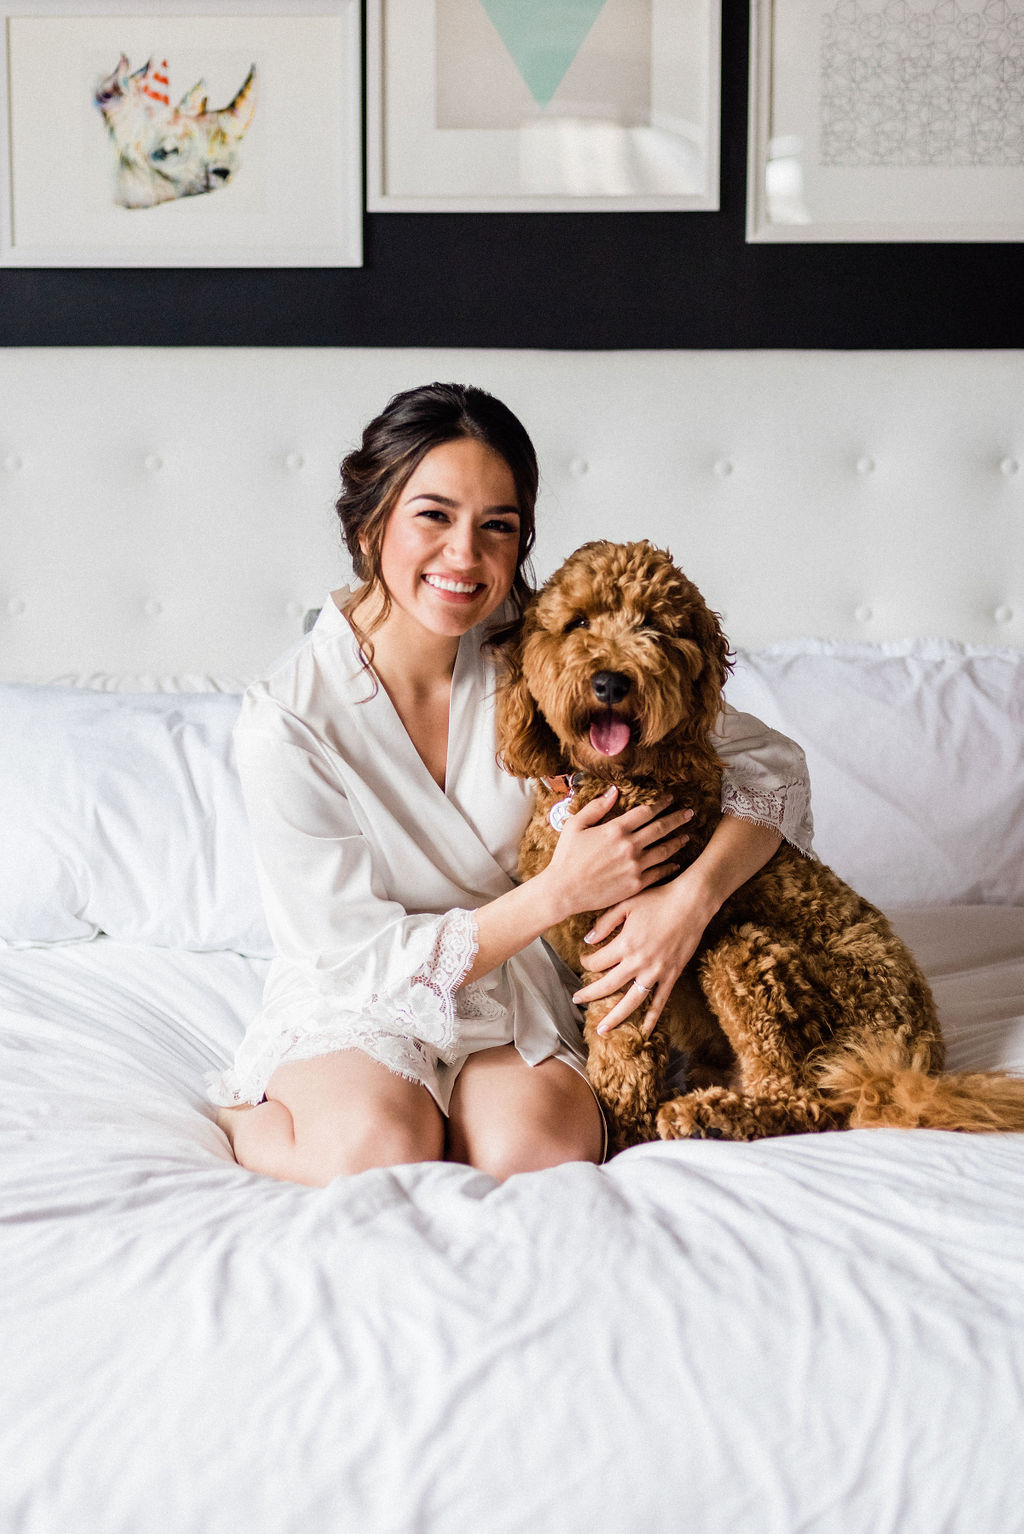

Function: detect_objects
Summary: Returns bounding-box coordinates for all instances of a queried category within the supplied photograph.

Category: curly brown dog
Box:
[496,539,1024,1152]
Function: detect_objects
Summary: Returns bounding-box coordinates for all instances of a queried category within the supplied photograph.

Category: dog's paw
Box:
[657,1088,742,1142]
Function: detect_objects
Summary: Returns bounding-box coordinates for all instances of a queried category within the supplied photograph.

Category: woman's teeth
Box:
[424,575,480,594]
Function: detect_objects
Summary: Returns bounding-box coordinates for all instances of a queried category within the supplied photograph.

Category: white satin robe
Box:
[206,598,813,1112]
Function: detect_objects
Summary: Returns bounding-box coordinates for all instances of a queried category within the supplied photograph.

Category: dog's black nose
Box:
[592,670,631,705]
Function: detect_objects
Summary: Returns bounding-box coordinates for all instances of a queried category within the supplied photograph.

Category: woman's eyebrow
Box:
[408,492,520,516]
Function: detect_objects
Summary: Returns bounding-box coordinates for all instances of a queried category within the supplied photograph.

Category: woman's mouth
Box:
[423,573,484,602]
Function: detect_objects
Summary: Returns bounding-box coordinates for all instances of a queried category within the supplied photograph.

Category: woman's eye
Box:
[564,615,589,633]
[417,508,449,522]
[484,519,517,535]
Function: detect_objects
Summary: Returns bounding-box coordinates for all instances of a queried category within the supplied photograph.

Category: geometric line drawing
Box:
[821,0,1024,167]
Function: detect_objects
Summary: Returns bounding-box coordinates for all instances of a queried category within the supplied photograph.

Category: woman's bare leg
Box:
[447,1045,605,1180]
[218,1049,444,1186]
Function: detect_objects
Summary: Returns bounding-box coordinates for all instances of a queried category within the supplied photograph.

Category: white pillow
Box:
[725,640,1024,910]
[0,685,272,955]
[45,672,248,693]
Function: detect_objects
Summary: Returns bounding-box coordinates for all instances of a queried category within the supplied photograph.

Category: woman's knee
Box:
[230,1092,443,1185]
[294,1102,443,1183]
[449,1054,605,1179]
[466,1112,603,1181]
[320,1106,444,1179]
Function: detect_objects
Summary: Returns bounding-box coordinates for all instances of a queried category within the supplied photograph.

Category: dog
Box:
[496,539,1024,1152]
[94,55,257,209]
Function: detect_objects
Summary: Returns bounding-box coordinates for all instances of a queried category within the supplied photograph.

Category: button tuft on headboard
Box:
[999,457,1019,477]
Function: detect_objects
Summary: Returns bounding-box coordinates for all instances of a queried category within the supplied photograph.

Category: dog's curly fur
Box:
[496,540,1024,1152]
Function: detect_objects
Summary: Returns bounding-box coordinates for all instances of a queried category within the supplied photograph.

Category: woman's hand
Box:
[571,815,784,1036]
[540,787,694,925]
[571,869,718,1036]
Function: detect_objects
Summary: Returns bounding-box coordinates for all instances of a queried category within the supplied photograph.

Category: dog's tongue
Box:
[589,713,631,757]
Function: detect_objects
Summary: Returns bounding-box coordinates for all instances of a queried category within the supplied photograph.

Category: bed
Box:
[2,349,1022,1534]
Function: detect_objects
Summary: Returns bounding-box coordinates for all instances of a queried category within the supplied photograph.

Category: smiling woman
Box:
[208,381,813,1186]
[354,435,522,647]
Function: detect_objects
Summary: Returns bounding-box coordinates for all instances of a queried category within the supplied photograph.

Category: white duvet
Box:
[2,910,1023,1534]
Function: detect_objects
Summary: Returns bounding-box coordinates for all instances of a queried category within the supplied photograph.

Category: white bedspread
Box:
[2,911,1023,1534]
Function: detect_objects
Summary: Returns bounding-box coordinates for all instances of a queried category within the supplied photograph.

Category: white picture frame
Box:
[0,0,362,267]
[368,0,721,212]
[747,0,1024,243]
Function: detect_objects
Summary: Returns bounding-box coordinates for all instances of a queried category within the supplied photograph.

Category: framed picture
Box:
[367,0,721,212]
[0,0,362,267]
[747,0,1024,242]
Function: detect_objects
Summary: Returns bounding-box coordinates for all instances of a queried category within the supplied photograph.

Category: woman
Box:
[208,383,813,1185]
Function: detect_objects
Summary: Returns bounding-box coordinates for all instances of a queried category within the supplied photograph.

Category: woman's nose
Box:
[445,520,480,566]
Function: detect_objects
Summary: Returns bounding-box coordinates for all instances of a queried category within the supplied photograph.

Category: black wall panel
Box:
[1,6,1020,350]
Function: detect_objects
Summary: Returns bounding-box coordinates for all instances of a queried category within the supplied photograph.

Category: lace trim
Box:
[385,907,490,1064]
[205,909,495,1106]
[721,779,814,857]
[277,1026,434,1086]
[205,1024,435,1106]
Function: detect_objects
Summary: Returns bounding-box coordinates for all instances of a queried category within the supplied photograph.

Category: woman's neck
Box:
[336,585,461,696]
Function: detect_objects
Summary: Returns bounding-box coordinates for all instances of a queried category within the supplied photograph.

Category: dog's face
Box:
[497,540,731,781]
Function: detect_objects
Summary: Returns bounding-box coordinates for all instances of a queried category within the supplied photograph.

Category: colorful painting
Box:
[1,5,362,267]
[94,55,257,208]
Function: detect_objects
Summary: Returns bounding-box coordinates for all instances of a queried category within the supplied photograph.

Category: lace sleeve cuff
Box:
[393,907,505,1062]
[721,779,815,857]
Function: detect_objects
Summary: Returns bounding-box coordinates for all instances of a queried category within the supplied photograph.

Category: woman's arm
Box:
[715,704,814,855]
[569,811,783,1034]
[462,786,694,984]
[236,713,691,1050]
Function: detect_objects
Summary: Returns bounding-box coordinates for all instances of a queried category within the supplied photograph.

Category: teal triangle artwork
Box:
[478,0,611,108]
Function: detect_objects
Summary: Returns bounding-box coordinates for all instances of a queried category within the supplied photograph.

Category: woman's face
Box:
[373,437,522,642]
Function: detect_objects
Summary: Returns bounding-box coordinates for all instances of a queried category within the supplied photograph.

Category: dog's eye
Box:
[564,615,589,633]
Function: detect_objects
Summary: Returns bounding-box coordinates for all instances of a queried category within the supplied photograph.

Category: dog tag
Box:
[548,795,574,832]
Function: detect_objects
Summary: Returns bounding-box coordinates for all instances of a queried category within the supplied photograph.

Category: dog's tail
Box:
[818,1028,1024,1133]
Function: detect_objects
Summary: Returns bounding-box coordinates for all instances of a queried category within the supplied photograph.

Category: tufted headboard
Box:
[1,348,1021,683]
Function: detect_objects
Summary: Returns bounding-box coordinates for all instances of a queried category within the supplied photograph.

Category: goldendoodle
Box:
[496,539,1024,1151]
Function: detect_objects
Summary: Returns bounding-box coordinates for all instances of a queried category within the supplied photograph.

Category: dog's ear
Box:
[691,601,733,702]
[495,658,565,780]
[690,602,732,739]
[667,598,734,760]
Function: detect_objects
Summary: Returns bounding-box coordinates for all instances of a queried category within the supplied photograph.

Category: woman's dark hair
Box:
[335,382,537,654]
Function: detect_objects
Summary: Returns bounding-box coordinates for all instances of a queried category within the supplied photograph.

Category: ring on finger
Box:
[632,979,654,994]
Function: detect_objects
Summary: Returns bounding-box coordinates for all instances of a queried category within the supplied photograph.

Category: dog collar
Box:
[540,771,583,832]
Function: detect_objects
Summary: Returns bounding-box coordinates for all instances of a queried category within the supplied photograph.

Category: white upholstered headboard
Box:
[1,348,1021,682]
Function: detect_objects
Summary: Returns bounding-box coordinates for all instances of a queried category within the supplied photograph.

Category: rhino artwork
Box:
[94,55,257,209]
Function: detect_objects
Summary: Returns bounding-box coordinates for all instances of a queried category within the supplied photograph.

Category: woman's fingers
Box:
[569,783,619,825]
[595,978,661,1035]
[634,805,694,848]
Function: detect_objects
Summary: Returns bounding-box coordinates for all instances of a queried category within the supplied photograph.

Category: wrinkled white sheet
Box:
[2,911,1023,1534]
